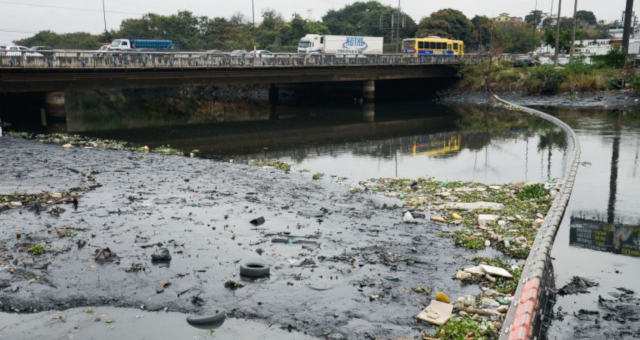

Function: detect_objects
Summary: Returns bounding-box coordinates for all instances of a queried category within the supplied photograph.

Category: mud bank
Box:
[0,306,315,339]
[0,136,492,339]
[438,90,640,109]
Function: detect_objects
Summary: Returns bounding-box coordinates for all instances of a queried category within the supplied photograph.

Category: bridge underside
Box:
[0,64,458,93]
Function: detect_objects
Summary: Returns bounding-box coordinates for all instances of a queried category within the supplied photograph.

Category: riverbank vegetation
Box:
[458,50,640,95]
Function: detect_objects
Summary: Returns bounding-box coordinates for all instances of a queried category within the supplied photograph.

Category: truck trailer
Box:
[297,34,383,55]
[108,39,176,51]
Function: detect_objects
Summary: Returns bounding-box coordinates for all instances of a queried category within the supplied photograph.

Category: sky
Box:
[0,0,637,43]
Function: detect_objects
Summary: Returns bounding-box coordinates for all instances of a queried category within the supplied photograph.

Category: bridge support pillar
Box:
[362,103,375,122]
[44,91,67,121]
[269,84,279,120]
[363,80,375,104]
[43,91,67,132]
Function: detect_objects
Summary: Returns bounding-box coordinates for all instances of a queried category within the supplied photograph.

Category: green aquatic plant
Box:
[28,244,46,256]
[437,316,497,340]
[250,160,292,172]
[517,184,550,200]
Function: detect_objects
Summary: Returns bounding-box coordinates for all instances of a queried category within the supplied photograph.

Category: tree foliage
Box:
[15,1,605,55]
[417,9,472,42]
[15,30,101,49]
[322,1,416,40]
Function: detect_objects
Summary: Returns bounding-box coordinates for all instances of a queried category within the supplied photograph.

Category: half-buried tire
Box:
[186,309,226,329]
[240,261,270,278]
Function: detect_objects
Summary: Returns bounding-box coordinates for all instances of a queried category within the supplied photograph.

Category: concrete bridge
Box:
[0,51,464,92]
[0,51,467,126]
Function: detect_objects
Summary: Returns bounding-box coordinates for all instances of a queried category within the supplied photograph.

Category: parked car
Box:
[230,49,248,57]
[248,50,274,58]
[206,49,227,55]
[3,45,42,57]
[30,46,53,51]
[514,55,536,67]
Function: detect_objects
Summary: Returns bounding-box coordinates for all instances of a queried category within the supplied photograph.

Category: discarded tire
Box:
[240,261,270,278]
[186,309,226,329]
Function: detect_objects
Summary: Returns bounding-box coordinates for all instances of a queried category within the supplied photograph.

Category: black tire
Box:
[240,261,270,278]
[186,309,226,329]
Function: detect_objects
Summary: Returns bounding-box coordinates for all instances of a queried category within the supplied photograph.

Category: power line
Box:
[0,1,143,16]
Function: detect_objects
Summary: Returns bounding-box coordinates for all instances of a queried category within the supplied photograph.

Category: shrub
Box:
[592,48,626,69]
[528,65,567,94]
[517,183,550,200]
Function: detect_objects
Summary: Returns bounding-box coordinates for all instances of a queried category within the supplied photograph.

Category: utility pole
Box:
[397,0,401,53]
[390,13,394,54]
[570,0,578,60]
[622,0,635,55]
[102,0,107,32]
[533,0,538,33]
[252,0,256,54]
[554,0,562,66]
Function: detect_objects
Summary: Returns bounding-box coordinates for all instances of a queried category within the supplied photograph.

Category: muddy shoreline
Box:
[0,136,496,339]
[438,90,640,109]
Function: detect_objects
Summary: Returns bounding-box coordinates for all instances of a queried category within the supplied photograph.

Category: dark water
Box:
[546,108,640,340]
[83,102,568,185]
[5,94,640,338]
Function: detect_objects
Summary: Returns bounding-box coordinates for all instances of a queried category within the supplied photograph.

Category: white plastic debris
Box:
[480,264,513,278]
[403,211,415,223]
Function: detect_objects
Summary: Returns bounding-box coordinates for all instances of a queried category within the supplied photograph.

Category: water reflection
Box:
[79,102,567,183]
[570,214,640,257]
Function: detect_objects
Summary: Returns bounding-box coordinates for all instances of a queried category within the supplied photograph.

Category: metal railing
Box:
[0,50,486,69]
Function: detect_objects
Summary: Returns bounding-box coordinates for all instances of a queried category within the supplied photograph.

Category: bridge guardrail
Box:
[0,51,502,69]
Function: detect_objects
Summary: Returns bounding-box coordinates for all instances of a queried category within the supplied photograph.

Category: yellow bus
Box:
[402,37,464,57]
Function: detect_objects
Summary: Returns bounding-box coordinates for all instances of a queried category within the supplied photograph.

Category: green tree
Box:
[417,9,472,42]
[524,10,543,28]
[494,22,539,53]
[470,15,493,51]
[543,29,575,53]
[322,1,417,40]
[576,10,597,26]
[15,31,101,49]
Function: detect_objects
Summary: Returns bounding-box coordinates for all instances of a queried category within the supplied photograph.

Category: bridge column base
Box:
[44,91,67,121]
[269,84,279,120]
[362,103,375,122]
[363,80,375,104]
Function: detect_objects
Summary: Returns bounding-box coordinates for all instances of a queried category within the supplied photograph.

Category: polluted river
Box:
[0,89,639,339]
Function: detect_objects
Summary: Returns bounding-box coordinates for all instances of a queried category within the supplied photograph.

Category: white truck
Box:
[297,34,384,55]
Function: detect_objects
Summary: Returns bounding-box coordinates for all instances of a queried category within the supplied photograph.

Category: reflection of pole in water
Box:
[484,145,488,182]
[362,103,375,122]
[633,140,639,178]
[547,144,552,181]
[607,113,622,224]
[525,138,529,182]
[395,150,398,178]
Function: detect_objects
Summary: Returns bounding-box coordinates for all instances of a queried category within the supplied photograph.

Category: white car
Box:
[3,45,43,57]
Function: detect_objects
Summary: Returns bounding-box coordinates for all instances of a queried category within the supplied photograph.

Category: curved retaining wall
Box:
[493,95,581,340]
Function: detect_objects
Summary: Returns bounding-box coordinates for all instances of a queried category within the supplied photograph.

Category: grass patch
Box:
[250,160,292,172]
[517,183,550,200]
[28,244,46,256]
[312,173,324,180]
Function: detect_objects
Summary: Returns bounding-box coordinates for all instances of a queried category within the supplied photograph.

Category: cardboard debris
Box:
[416,300,454,325]
[480,264,513,278]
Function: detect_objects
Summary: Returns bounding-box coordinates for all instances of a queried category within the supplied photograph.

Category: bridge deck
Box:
[0,52,466,92]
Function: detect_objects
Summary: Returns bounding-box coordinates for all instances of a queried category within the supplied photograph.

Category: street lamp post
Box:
[102,0,107,32]
[622,0,635,55]
[252,0,256,54]
[554,0,562,66]
[570,0,578,60]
